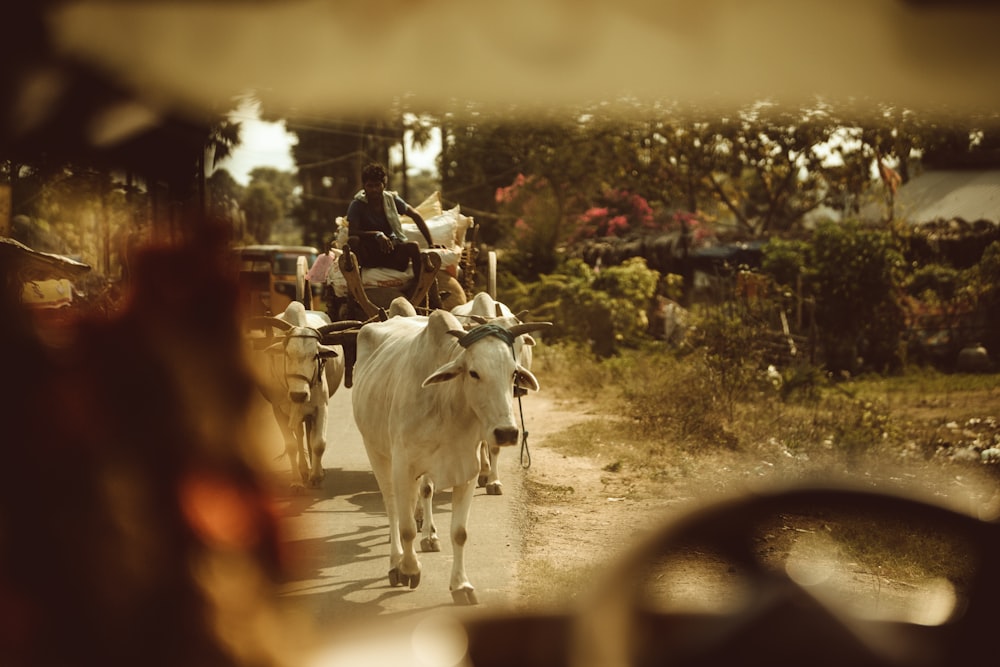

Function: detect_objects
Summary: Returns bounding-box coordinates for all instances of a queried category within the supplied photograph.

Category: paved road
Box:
[250,385,527,632]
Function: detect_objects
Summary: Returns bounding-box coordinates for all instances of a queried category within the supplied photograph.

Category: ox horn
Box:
[321,329,361,346]
[317,321,365,346]
[317,320,365,335]
[507,321,553,337]
[246,316,295,350]
[514,310,529,321]
[246,316,294,332]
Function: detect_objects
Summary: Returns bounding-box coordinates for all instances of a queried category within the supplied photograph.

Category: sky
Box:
[213,97,297,186]
[213,97,439,186]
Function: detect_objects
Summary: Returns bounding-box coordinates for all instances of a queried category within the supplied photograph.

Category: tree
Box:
[286,113,400,248]
[206,169,245,240]
[248,167,297,210]
[815,221,907,373]
[241,182,282,243]
[441,105,617,272]
[207,118,242,169]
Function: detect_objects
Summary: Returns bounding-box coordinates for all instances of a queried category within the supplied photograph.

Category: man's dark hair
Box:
[361,162,387,184]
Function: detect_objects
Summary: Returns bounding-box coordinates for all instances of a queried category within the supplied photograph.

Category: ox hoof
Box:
[485,482,503,496]
[477,474,488,488]
[451,587,478,606]
[420,537,441,552]
[388,567,421,589]
[289,483,307,495]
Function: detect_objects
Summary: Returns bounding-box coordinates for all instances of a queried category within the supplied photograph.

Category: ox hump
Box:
[427,309,464,337]
[279,300,309,327]
[468,291,496,313]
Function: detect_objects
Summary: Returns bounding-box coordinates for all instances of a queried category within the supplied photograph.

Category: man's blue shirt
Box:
[346,194,408,242]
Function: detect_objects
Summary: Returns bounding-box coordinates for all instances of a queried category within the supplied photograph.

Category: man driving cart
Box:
[338,161,441,385]
[346,162,436,287]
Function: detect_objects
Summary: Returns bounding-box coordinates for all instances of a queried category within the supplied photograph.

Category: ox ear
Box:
[522,334,536,347]
[318,344,340,358]
[422,359,464,387]
[514,365,539,392]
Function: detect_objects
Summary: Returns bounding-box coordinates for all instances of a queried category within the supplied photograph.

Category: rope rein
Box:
[518,390,531,469]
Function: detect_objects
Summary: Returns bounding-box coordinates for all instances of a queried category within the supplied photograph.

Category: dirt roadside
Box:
[512,390,1000,616]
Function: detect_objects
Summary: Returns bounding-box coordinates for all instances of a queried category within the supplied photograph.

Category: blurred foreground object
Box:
[0,225,299,667]
[568,483,1000,667]
[1,0,999,151]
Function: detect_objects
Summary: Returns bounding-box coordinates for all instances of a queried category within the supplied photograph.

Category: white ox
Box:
[248,301,345,491]
[451,292,538,495]
[352,308,548,604]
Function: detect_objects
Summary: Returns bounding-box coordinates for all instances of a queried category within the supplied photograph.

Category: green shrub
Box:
[512,257,660,357]
[761,237,811,289]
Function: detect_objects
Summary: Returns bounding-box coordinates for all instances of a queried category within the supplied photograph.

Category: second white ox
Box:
[248,301,344,491]
[352,309,547,604]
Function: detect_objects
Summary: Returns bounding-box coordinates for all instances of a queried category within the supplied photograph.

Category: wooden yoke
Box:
[408,251,442,308]
[338,244,381,319]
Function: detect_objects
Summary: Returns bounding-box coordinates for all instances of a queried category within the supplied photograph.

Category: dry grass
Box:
[523,342,1000,603]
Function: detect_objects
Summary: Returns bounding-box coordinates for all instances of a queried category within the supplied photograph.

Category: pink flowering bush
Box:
[495,173,563,275]
[495,173,549,247]
[571,189,656,241]
[667,210,716,245]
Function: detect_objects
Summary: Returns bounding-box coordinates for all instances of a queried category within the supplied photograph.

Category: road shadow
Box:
[280,522,386,581]
[277,520,463,620]
[272,467,380,517]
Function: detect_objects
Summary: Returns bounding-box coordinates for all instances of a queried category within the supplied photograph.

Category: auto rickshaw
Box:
[233,244,322,317]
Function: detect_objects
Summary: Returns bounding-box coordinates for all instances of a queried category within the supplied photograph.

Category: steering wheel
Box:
[568,483,1000,667]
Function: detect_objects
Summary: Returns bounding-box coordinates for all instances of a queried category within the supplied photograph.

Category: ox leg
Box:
[476,442,503,495]
[449,478,478,605]
[292,422,309,486]
[306,409,327,488]
[418,476,440,552]
[485,444,503,496]
[273,406,307,492]
[477,441,490,487]
[387,463,422,589]
[367,450,409,586]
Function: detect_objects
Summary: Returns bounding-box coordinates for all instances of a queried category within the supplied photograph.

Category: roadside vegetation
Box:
[534,341,1000,487]
[505,226,1000,609]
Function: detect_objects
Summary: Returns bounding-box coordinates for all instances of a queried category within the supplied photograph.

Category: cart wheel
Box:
[295,255,311,308]
[487,250,497,299]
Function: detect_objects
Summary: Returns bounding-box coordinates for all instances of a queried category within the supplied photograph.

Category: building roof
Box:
[893,169,1000,225]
